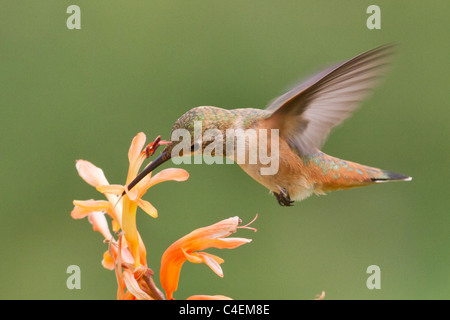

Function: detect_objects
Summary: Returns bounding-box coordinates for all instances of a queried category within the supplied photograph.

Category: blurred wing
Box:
[264,44,394,155]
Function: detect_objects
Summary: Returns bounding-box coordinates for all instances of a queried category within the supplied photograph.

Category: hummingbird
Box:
[126,44,411,206]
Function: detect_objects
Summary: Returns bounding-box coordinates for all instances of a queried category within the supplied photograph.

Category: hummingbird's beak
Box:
[125,150,171,193]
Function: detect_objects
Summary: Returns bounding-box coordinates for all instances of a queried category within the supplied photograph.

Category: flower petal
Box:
[195,252,224,277]
[213,237,253,249]
[137,199,158,218]
[112,219,121,232]
[122,197,147,267]
[71,200,111,219]
[314,291,326,300]
[102,250,115,270]
[179,216,243,252]
[136,168,189,198]
[71,205,92,220]
[181,248,203,263]
[127,133,147,184]
[76,160,109,188]
[122,197,139,255]
[97,184,125,195]
[128,132,146,165]
[187,295,233,300]
[147,168,189,188]
[88,211,113,240]
[73,199,111,210]
[123,270,152,300]
[125,186,139,202]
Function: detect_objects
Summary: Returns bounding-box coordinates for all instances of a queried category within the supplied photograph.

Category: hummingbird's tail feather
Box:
[370,169,412,183]
[313,154,411,192]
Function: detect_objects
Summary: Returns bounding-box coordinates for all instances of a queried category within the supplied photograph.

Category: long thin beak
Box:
[125,151,171,193]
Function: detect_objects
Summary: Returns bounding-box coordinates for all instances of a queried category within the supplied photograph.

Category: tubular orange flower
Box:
[72,132,189,299]
[314,291,326,300]
[94,133,188,267]
[160,216,256,300]
[187,295,233,300]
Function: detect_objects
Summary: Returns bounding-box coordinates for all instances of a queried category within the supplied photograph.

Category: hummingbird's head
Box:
[125,106,231,192]
[164,106,233,157]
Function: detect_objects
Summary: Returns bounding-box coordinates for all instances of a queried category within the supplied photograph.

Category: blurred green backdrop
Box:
[0,1,449,300]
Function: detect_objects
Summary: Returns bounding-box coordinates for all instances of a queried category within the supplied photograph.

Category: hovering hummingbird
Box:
[127,44,411,206]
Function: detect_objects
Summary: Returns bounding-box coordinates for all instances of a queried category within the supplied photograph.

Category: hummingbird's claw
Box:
[274,189,294,207]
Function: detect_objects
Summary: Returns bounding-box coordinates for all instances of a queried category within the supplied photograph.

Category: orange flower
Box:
[72,132,189,299]
[187,295,233,300]
[95,133,188,267]
[314,291,326,300]
[160,216,256,300]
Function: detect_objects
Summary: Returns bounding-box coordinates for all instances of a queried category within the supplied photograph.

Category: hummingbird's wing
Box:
[264,44,394,155]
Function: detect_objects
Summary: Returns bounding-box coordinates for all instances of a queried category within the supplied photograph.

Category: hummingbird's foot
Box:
[274,189,294,207]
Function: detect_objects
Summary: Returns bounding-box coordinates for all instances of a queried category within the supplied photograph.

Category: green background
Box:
[0,1,449,300]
